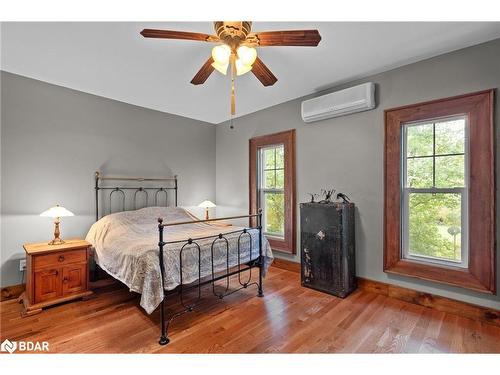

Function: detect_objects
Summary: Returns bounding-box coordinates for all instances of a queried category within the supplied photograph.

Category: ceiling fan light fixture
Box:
[140,22,320,117]
[235,59,253,76]
[212,44,231,65]
[236,46,257,66]
[211,61,229,75]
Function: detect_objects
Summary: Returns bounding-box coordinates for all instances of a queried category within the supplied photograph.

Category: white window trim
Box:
[400,115,469,269]
[258,144,285,239]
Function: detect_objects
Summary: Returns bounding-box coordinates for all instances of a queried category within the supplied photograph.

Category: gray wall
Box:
[215,38,500,309]
[1,71,216,287]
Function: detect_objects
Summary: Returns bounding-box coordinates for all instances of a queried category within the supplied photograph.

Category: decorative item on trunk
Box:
[308,193,320,203]
[336,192,351,203]
[306,190,352,204]
[319,189,335,203]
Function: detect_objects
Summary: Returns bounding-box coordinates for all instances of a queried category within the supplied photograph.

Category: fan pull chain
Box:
[230,54,236,116]
[231,78,235,116]
[230,53,236,129]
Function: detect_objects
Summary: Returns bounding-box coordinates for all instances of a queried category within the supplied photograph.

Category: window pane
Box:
[264,148,275,169]
[264,170,275,188]
[406,157,433,188]
[408,193,462,262]
[407,123,433,157]
[276,169,284,189]
[264,192,284,236]
[435,119,465,155]
[435,155,465,188]
[275,145,284,168]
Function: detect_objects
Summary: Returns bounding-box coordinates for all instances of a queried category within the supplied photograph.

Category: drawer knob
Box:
[63,278,68,284]
[58,255,65,262]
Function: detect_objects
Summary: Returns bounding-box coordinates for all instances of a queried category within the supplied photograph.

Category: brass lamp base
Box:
[48,238,66,245]
[48,218,65,245]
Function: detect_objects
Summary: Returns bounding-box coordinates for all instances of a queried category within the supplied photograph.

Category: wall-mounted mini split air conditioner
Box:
[301,82,376,123]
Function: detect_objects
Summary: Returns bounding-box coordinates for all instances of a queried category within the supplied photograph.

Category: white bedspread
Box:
[85,207,273,313]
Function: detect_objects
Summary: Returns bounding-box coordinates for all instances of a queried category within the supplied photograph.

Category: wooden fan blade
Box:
[246,30,321,47]
[190,57,215,85]
[140,29,219,42]
[251,57,278,87]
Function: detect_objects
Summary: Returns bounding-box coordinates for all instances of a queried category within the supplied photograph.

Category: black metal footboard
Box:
[157,209,264,346]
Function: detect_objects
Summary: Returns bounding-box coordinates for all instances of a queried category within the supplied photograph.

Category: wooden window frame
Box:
[250,129,296,254]
[384,90,495,294]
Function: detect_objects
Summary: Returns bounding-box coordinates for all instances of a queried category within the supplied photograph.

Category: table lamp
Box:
[198,200,216,220]
[40,205,74,245]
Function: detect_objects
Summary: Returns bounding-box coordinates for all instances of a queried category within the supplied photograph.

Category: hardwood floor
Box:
[1,267,499,353]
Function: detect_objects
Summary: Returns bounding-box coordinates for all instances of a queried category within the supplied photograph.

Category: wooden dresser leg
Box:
[21,308,42,317]
[81,291,94,301]
[19,292,42,317]
[17,291,26,304]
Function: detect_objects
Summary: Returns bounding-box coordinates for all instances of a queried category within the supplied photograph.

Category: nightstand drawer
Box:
[33,249,87,270]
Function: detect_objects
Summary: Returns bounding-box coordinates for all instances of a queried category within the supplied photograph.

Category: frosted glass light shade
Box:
[198,200,216,208]
[236,46,257,66]
[235,59,253,76]
[211,61,229,75]
[40,205,74,218]
[211,44,231,64]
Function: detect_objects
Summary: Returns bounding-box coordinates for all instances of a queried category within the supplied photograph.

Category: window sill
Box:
[268,237,294,254]
[265,234,285,241]
[384,259,494,294]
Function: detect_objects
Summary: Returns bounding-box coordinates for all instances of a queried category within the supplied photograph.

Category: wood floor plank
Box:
[1,267,499,353]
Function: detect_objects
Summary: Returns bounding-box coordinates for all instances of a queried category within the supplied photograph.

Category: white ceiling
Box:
[2,22,500,124]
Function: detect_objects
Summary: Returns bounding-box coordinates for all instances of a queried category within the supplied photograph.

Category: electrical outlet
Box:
[19,259,26,271]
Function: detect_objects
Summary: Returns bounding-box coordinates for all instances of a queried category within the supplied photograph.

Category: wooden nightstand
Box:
[19,239,93,316]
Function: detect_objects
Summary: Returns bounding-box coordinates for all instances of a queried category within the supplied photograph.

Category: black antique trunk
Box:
[300,202,356,298]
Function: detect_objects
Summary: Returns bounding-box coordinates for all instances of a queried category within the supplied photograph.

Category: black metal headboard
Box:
[94,171,178,220]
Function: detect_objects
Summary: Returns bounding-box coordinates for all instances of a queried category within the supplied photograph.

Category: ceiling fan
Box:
[140,22,322,117]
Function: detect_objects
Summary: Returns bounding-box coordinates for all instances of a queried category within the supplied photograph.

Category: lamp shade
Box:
[236,46,257,66]
[212,45,231,64]
[211,61,229,75]
[235,59,253,76]
[198,200,216,208]
[40,205,74,218]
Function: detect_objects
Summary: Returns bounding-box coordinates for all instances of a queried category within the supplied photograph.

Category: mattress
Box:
[85,206,273,313]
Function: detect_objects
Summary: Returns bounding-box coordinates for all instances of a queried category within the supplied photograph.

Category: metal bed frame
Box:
[94,172,264,346]
[95,171,178,220]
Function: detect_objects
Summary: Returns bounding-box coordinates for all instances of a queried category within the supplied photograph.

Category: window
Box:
[402,117,468,268]
[384,90,495,293]
[250,130,296,254]
[259,145,285,238]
